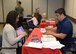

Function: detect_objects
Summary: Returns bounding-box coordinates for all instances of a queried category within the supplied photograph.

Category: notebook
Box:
[16,26,25,36]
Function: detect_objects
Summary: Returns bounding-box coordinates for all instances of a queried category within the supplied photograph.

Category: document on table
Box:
[40,28,46,33]
[41,35,64,49]
[25,42,43,48]
[41,35,56,42]
[25,41,64,49]
[42,41,65,49]
[25,34,64,49]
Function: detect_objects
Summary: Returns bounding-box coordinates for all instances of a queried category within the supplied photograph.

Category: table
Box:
[22,28,62,54]
[39,20,56,28]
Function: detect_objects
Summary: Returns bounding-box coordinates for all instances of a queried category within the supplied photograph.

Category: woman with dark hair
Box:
[2,10,26,54]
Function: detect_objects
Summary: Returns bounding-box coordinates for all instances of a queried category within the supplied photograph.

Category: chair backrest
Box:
[0,35,2,51]
[62,37,76,53]
[27,15,32,17]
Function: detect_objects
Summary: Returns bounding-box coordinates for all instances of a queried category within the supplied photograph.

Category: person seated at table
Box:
[27,13,38,28]
[35,8,42,25]
[44,8,73,54]
[40,13,56,28]
[39,13,49,28]
[41,13,47,23]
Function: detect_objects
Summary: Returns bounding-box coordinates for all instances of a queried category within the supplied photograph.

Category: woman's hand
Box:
[22,32,27,36]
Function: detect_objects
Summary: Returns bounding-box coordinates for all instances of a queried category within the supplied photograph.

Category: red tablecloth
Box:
[22,28,62,54]
[39,20,56,28]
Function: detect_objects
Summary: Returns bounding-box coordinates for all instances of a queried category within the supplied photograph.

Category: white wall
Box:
[65,0,76,19]
[65,0,76,36]
[65,0,74,17]
[3,0,31,22]
[73,0,76,18]
[0,0,3,22]
[33,0,47,14]
[18,0,31,17]
[3,0,17,22]
[0,0,64,22]
[33,0,63,19]
[48,0,63,19]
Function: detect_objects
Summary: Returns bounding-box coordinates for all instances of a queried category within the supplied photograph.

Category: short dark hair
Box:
[36,8,39,10]
[18,1,21,4]
[6,10,18,29]
[55,8,66,15]
[34,13,39,18]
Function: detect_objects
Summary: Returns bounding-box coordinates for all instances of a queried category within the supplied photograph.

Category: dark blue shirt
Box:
[57,17,73,48]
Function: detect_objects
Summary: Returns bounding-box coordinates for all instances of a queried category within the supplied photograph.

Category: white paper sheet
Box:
[25,35,64,49]
[40,28,46,33]
[41,35,56,42]
[25,42,43,48]
[42,41,65,49]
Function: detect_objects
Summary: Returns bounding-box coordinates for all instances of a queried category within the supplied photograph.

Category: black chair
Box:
[26,15,36,33]
[23,15,32,29]
[62,38,76,54]
[0,35,2,51]
[27,14,32,17]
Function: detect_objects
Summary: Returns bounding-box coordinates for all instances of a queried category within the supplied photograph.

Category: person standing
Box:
[1,10,26,54]
[15,1,24,27]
